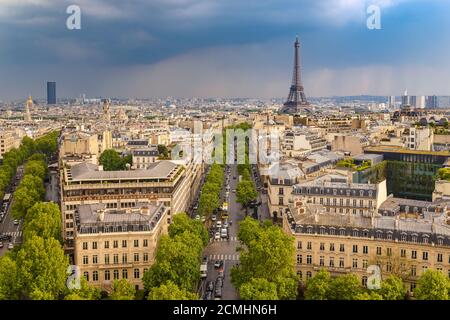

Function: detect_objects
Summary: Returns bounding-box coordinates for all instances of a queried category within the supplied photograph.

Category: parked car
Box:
[215,277,223,288]
[0,242,3,248]
[7,243,13,250]
[220,228,228,238]
[195,215,200,220]
[214,232,220,240]
[211,214,217,221]
[13,219,19,225]
[223,220,229,228]
[216,221,222,229]
[214,287,222,299]
[204,291,213,300]
[218,270,225,279]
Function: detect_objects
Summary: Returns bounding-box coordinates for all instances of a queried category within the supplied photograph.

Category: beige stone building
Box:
[0,130,15,159]
[74,203,169,290]
[284,196,450,294]
[60,160,194,252]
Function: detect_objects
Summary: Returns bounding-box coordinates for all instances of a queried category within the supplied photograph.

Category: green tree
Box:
[236,180,257,207]
[99,149,125,171]
[354,291,383,300]
[232,218,298,300]
[64,277,101,300]
[240,278,279,300]
[305,269,332,300]
[0,255,20,300]
[157,145,169,159]
[23,202,62,242]
[198,191,219,217]
[380,275,406,300]
[147,281,198,300]
[414,270,450,300]
[16,235,69,300]
[169,213,209,246]
[24,160,47,180]
[237,217,262,245]
[11,184,44,219]
[110,279,136,300]
[328,274,363,300]
[143,232,203,292]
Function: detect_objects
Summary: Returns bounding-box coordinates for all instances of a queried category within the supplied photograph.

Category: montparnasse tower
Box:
[25,95,33,121]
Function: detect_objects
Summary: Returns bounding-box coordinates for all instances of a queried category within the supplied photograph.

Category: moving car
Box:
[211,214,217,221]
[214,232,220,240]
[223,220,229,228]
[220,228,228,238]
[7,243,13,250]
[215,277,223,288]
[214,287,222,299]
[216,221,222,229]
[13,219,19,225]
[214,260,224,269]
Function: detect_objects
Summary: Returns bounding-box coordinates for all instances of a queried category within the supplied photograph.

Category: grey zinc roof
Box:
[68,160,179,181]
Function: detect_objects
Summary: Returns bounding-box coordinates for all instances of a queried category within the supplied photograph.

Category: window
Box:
[401,234,407,242]
[122,240,127,248]
[423,237,429,244]
[297,241,302,249]
[307,255,312,265]
[423,252,428,261]
[387,233,393,240]
[143,252,149,262]
[307,242,312,250]
[105,270,110,281]
[362,276,368,287]
[134,240,139,248]
[134,253,139,262]
[363,246,368,254]
[306,271,312,279]
[320,256,324,266]
[134,269,140,279]
[105,254,110,265]
[113,240,118,248]
[352,259,358,269]
[122,269,128,279]
[104,241,109,249]
[422,266,428,273]
[329,257,335,267]
[113,254,119,264]
[298,271,302,280]
[352,245,358,253]
[122,253,127,264]
[93,271,98,282]
[438,253,443,263]
[412,250,417,259]
[82,242,88,250]
[339,257,345,268]
[339,229,345,236]
[387,248,392,257]
[297,254,302,264]
[376,247,382,255]
[329,243,335,251]
[386,262,392,272]
[83,256,88,265]
[143,239,148,247]
[320,243,325,251]
[92,241,98,249]
[92,255,98,264]
[363,259,368,269]
[400,249,406,258]
[340,244,345,252]
[113,270,119,280]
[279,188,284,195]
[411,265,417,276]
[83,272,89,282]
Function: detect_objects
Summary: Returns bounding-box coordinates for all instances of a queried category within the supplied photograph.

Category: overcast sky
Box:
[1,0,450,100]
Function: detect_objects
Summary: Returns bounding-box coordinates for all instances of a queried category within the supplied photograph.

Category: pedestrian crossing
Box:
[209,254,240,261]
[2,231,22,238]
[210,236,238,243]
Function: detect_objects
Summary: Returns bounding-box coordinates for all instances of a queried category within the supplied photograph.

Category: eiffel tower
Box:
[280,36,310,114]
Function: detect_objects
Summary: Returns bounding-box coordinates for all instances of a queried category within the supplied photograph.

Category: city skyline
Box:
[1,0,450,100]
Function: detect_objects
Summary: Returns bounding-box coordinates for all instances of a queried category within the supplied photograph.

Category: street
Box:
[0,166,24,257]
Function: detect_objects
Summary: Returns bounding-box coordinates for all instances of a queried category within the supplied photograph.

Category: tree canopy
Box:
[110,279,136,300]
[414,270,450,300]
[23,202,62,242]
[147,281,198,300]
[99,149,130,171]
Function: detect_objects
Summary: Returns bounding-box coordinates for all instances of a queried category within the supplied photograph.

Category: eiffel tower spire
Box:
[281,36,309,114]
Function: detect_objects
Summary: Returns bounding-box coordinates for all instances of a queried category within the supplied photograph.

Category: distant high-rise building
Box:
[280,36,310,114]
[47,81,56,105]
[387,96,396,109]
[417,95,426,109]
[103,99,111,125]
[409,96,417,107]
[426,95,438,109]
[401,89,409,107]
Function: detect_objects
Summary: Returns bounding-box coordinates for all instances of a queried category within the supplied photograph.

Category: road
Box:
[0,166,24,257]
[201,164,245,300]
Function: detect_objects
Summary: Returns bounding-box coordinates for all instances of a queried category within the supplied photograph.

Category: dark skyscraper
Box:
[426,95,438,109]
[47,81,56,105]
[280,36,309,114]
